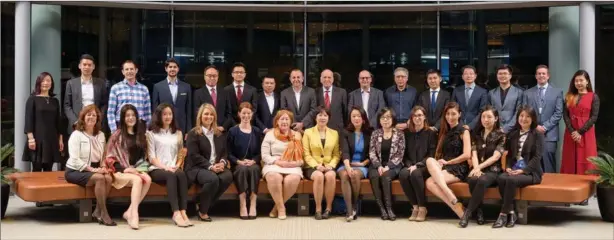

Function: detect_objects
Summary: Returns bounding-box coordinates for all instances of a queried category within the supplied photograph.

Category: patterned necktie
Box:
[236,85,243,102]
[465,87,471,106]
[210,88,217,106]
[538,87,545,108]
[431,90,438,113]
[324,90,331,109]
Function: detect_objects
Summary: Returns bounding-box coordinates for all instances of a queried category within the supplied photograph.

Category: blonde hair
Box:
[192,103,221,136]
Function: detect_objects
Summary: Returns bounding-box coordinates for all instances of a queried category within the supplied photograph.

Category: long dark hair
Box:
[119,104,147,150]
[408,106,430,132]
[565,70,593,108]
[32,72,56,97]
[435,102,462,159]
[345,106,373,135]
[150,103,178,134]
[473,105,501,137]
[514,105,538,130]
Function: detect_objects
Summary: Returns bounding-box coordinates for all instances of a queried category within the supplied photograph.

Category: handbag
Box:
[134,159,151,173]
[512,158,526,171]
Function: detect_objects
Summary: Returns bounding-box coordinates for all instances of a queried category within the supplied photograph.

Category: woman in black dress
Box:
[24,72,64,172]
[425,102,471,218]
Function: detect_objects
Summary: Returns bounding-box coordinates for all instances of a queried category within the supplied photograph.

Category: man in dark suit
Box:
[151,58,192,134]
[64,54,108,135]
[384,67,417,131]
[451,65,489,131]
[416,69,450,130]
[488,64,524,133]
[280,68,317,131]
[523,65,564,173]
[193,65,233,132]
[224,62,258,125]
[255,75,280,134]
[348,70,386,129]
[313,69,347,130]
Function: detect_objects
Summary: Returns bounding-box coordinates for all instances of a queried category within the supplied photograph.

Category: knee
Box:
[497,174,509,185]
[284,175,301,185]
[142,174,152,184]
[266,173,283,185]
[104,174,113,184]
[324,171,336,182]
[311,171,324,182]
[399,169,410,179]
[425,178,436,189]
[339,171,349,181]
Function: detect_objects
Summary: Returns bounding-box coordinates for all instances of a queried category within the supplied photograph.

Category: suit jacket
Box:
[255,91,280,133]
[302,127,341,169]
[64,77,108,134]
[314,86,348,130]
[416,89,451,129]
[185,129,228,178]
[505,129,544,184]
[488,85,524,133]
[193,86,233,131]
[151,79,192,134]
[348,87,386,129]
[224,83,258,124]
[340,129,372,163]
[522,84,564,142]
[452,84,489,130]
[280,86,317,128]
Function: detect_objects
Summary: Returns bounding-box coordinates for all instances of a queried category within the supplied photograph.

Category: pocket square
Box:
[180,93,187,95]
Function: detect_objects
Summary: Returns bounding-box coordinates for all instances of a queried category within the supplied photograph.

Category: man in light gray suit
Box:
[280,68,317,131]
[348,70,386,128]
[488,64,524,133]
[523,65,564,173]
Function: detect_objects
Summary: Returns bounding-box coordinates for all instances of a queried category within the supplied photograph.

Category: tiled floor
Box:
[1,196,612,239]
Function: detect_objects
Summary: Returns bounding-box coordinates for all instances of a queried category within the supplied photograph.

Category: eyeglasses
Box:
[232,71,246,75]
[380,116,392,120]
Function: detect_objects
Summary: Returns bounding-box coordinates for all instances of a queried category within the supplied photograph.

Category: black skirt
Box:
[443,162,469,182]
[65,162,100,187]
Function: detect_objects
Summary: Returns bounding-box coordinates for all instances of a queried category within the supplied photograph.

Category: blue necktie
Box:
[431,90,437,113]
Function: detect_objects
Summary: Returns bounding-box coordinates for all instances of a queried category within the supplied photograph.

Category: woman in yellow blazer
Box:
[303,106,340,220]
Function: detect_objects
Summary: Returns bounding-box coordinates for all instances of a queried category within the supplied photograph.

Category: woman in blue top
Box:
[338,106,372,222]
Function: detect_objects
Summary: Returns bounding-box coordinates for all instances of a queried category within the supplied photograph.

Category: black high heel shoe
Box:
[97,217,117,226]
[506,212,517,228]
[476,208,485,225]
[198,214,212,222]
[492,214,507,228]
[458,209,471,228]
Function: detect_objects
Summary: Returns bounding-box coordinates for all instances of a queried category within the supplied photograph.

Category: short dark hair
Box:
[261,75,275,82]
[122,60,138,69]
[232,62,246,71]
[461,65,477,74]
[535,64,549,72]
[497,64,513,74]
[204,65,218,73]
[313,105,332,123]
[514,105,538,130]
[165,58,179,68]
[377,107,397,128]
[80,54,95,64]
[426,69,441,77]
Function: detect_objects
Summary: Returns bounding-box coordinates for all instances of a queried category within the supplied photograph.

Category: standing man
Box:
[64,54,109,135]
[255,75,280,134]
[314,69,347,130]
[193,65,233,132]
[523,65,564,173]
[107,60,152,132]
[384,67,417,131]
[224,62,258,124]
[151,58,192,134]
[280,68,317,131]
[451,65,489,131]
[348,70,386,129]
[487,64,524,133]
[416,69,450,130]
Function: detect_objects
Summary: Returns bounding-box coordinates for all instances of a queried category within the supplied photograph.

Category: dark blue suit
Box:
[254,91,280,133]
[152,79,192,133]
[451,84,489,130]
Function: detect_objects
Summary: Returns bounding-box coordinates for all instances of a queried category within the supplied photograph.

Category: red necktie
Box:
[324,90,330,109]
[210,88,217,106]
[236,85,243,102]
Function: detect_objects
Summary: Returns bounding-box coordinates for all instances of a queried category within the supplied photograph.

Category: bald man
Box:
[312,69,348,130]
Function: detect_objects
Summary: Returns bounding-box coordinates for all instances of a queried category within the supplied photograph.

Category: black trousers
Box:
[497,173,535,213]
[32,162,53,172]
[150,169,189,212]
[233,165,261,194]
[466,171,499,213]
[368,168,400,205]
[192,168,233,214]
[399,167,430,207]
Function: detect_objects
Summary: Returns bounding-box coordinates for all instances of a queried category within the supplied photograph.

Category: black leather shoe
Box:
[386,207,396,221]
[198,215,212,222]
[376,200,389,220]
[476,208,485,225]
[492,214,507,228]
[459,209,471,228]
[97,218,117,226]
[506,212,517,228]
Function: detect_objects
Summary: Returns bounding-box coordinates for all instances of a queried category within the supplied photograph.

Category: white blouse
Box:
[201,126,216,165]
[146,129,183,170]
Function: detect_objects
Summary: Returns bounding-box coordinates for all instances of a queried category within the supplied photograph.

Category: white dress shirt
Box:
[430,87,441,103]
[264,91,275,114]
[294,88,302,108]
[81,78,95,107]
[201,126,216,165]
[361,88,370,116]
[233,81,244,98]
[322,86,333,100]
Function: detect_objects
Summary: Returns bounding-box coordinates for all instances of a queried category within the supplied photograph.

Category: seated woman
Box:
[146,103,191,227]
[105,104,152,230]
[303,106,340,220]
[493,105,544,228]
[261,110,304,220]
[338,107,372,222]
[425,102,470,219]
[460,105,505,228]
[369,108,405,221]
[227,102,263,220]
[398,106,437,222]
[186,103,232,222]
[65,105,115,226]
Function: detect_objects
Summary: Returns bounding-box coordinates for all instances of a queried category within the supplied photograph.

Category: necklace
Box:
[44,96,50,104]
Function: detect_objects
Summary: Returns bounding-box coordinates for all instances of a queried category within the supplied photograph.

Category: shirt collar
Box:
[123,79,139,86]
[538,82,549,89]
[264,91,274,97]
[81,77,92,84]
[201,126,213,136]
[361,87,371,94]
[323,86,333,93]
[465,82,476,90]
[431,87,440,92]
[167,78,178,86]
[233,81,244,88]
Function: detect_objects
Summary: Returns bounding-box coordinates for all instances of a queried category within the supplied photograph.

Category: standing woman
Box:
[561,70,599,175]
[261,110,304,220]
[146,103,191,227]
[494,106,544,228]
[338,106,372,222]
[186,104,232,222]
[398,106,437,222]
[227,102,263,220]
[369,108,405,221]
[460,106,505,228]
[65,105,115,226]
[425,102,471,219]
[24,72,64,171]
[303,106,340,220]
[105,104,152,230]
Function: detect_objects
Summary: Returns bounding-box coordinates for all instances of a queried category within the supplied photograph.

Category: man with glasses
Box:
[487,64,524,133]
[193,65,233,132]
[451,65,489,131]
[224,62,258,124]
[348,70,386,128]
[383,67,417,131]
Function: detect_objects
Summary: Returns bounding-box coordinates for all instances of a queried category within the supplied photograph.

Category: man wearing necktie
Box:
[348,70,386,128]
[417,69,450,131]
[312,69,347,130]
[224,62,258,125]
[451,65,489,131]
[522,65,563,173]
[193,65,233,132]
[151,58,193,134]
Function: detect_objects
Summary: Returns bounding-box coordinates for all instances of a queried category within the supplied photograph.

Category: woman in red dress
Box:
[561,70,600,175]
